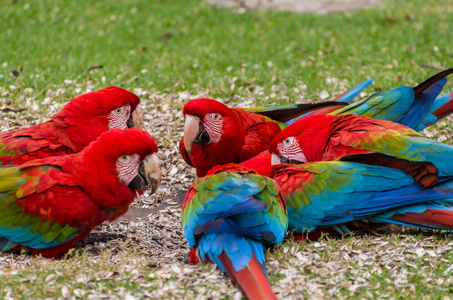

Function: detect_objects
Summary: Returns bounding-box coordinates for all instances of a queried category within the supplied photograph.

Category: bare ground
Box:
[206,0,385,14]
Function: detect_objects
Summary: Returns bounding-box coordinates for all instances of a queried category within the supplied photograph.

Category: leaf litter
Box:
[1,81,453,298]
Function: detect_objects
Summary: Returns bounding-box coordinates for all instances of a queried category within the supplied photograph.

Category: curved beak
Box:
[271,153,282,165]
[128,153,162,194]
[183,115,210,155]
[126,115,134,128]
[271,153,304,165]
[129,106,144,129]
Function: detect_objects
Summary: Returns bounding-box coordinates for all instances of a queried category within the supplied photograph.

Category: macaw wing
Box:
[330,86,415,122]
[339,153,439,188]
[266,162,453,233]
[233,110,283,162]
[0,165,98,250]
[324,115,453,179]
[181,165,287,248]
[0,124,71,165]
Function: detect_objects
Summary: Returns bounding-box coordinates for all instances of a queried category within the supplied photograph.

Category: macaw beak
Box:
[271,153,282,165]
[126,115,134,128]
[129,106,144,129]
[271,153,304,165]
[128,153,161,194]
[183,115,210,155]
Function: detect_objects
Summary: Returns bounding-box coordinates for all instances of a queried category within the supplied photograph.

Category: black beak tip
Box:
[149,178,159,194]
[192,122,210,145]
[278,155,290,164]
[278,155,304,165]
[126,115,135,128]
[128,163,149,191]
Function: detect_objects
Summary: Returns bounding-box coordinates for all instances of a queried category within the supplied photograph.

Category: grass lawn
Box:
[2,0,453,103]
[1,0,453,298]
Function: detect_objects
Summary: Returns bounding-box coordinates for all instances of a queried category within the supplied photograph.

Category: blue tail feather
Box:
[397,78,446,129]
[334,79,374,103]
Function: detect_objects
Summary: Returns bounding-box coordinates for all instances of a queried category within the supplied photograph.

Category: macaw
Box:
[182,68,453,177]
[0,128,161,258]
[0,86,141,165]
[259,158,453,240]
[180,80,374,177]
[182,164,287,300]
[242,69,453,175]
[269,113,453,183]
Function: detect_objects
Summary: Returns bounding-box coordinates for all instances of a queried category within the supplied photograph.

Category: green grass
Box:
[1,0,453,104]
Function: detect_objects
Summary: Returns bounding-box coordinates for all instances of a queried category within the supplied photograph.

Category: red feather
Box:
[390,209,453,229]
[432,92,453,120]
[181,99,281,177]
[0,86,140,165]
[5,128,158,258]
[218,252,278,300]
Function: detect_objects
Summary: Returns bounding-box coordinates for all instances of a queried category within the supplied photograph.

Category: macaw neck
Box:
[65,154,136,209]
[295,114,337,162]
[190,112,246,177]
[191,142,243,177]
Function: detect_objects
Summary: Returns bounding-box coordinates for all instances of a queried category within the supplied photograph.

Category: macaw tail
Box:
[371,203,453,231]
[332,78,374,103]
[218,252,278,300]
[413,68,453,95]
[428,92,453,121]
[396,67,453,130]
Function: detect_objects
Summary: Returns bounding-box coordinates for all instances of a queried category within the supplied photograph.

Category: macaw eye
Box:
[108,105,131,129]
[283,137,294,146]
[116,153,141,186]
[212,113,221,121]
[119,155,130,163]
[113,107,123,115]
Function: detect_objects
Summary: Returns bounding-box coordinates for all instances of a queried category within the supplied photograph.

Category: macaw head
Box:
[51,86,141,151]
[269,121,309,165]
[73,128,161,209]
[181,98,245,175]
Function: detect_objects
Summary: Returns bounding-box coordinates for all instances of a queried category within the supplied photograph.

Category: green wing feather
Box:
[0,166,81,249]
[329,87,414,122]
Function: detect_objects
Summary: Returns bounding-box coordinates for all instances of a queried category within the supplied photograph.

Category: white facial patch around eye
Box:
[204,113,223,144]
[116,153,141,185]
[108,104,131,129]
[277,136,307,163]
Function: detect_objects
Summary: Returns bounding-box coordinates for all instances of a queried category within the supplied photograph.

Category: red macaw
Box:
[0,86,141,165]
[179,98,352,177]
[269,113,453,182]
[0,128,161,258]
[181,69,453,177]
[182,164,287,300]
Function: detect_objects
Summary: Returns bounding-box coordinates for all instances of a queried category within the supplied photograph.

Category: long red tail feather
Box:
[432,92,453,120]
[390,208,453,229]
[218,252,278,300]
